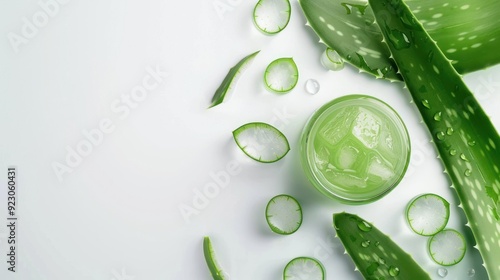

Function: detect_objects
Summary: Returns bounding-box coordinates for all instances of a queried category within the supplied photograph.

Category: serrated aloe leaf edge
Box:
[334,212,431,279]
[368,0,500,278]
[299,0,500,80]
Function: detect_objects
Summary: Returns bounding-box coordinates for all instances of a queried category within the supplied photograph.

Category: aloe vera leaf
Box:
[368,0,500,278]
[334,212,431,279]
[208,50,260,108]
[298,0,500,80]
[203,236,226,280]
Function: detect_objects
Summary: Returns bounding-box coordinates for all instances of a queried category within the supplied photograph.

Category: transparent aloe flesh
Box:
[305,96,410,202]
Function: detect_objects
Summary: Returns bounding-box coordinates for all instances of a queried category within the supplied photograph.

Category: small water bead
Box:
[447,127,454,135]
[422,99,431,109]
[465,169,472,176]
[388,265,400,276]
[468,140,476,146]
[378,257,386,265]
[450,149,457,156]
[361,240,371,248]
[460,153,468,161]
[305,79,320,94]
[468,268,476,277]
[437,268,448,278]
[374,241,380,247]
[358,221,373,232]
[436,131,446,140]
[434,111,442,121]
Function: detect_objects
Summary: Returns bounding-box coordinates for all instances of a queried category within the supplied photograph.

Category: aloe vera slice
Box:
[406,194,450,236]
[233,122,290,163]
[266,194,303,235]
[334,212,431,279]
[208,50,260,108]
[299,0,500,80]
[264,57,299,94]
[320,48,344,71]
[368,0,500,278]
[203,236,227,280]
[253,0,292,35]
[283,257,325,280]
[428,229,466,266]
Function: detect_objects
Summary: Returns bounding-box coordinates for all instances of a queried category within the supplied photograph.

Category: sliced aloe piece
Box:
[209,50,260,108]
[253,0,291,35]
[299,0,500,80]
[406,194,450,236]
[264,57,299,93]
[283,257,325,280]
[334,212,431,279]
[368,0,500,278]
[203,236,227,280]
[428,229,466,266]
[233,122,290,163]
[266,194,303,235]
[320,48,344,71]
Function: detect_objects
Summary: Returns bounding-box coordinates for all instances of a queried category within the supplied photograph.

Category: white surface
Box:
[1,0,499,279]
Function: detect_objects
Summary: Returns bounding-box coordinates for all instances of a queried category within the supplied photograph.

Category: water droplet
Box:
[422,99,430,109]
[447,127,454,135]
[450,149,457,156]
[465,169,472,176]
[361,240,371,248]
[358,221,372,232]
[436,131,445,140]
[437,268,448,278]
[387,28,411,50]
[388,266,400,276]
[378,257,386,265]
[468,268,476,277]
[460,153,468,161]
[434,112,442,121]
[374,241,380,247]
[305,79,320,94]
[468,140,476,146]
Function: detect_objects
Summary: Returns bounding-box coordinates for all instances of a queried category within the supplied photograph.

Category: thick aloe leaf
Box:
[368,0,500,278]
[208,50,260,108]
[334,212,431,279]
[299,0,500,80]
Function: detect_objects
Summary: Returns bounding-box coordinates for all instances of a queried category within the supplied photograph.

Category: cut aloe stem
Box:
[334,212,431,279]
[253,0,291,35]
[428,229,466,266]
[266,194,303,235]
[209,50,260,108]
[283,257,325,280]
[203,236,227,280]
[233,122,290,163]
[406,193,450,236]
[368,0,500,278]
[299,0,500,80]
[264,57,299,94]
[320,48,344,71]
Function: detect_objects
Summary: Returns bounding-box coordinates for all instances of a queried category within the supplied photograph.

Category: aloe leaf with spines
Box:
[208,50,260,108]
[368,0,500,278]
[298,0,500,80]
[203,236,227,280]
[334,212,431,279]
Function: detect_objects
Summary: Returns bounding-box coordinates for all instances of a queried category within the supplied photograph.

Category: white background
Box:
[1,0,499,279]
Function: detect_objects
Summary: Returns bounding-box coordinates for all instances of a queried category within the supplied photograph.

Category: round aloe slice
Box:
[406,193,450,236]
[283,257,325,280]
[253,0,291,35]
[428,229,466,266]
[232,122,290,163]
[264,57,299,94]
[266,194,302,235]
[320,48,344,71]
